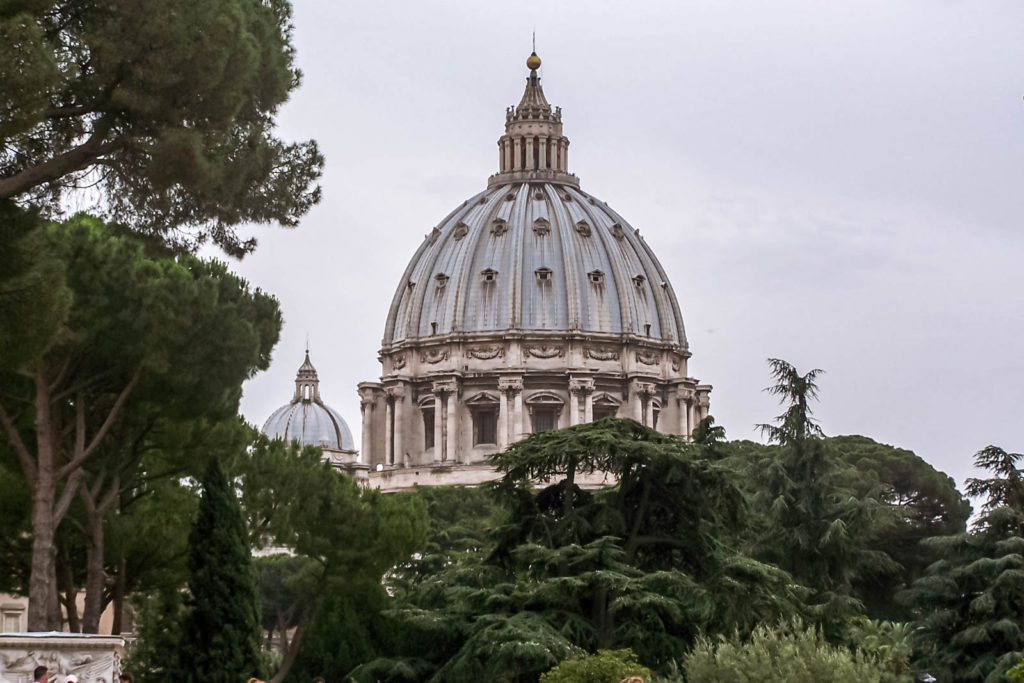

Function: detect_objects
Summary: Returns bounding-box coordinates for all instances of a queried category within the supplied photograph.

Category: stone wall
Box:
[0,634,123,683]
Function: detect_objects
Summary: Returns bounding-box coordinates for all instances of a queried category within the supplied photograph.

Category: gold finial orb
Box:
[526,52,541,70]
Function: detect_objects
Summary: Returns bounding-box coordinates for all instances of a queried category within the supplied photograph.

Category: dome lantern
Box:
[490,52,577,188]
[293,350,321,402]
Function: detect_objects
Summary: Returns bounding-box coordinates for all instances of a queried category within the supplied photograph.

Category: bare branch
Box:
[0,117,119,199]
[57,368,141,480]
[0,398,37,485]
[54,469,84,525]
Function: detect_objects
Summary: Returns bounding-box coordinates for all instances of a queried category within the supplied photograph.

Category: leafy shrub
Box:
[540,649,650,683]
[683,620,892,683]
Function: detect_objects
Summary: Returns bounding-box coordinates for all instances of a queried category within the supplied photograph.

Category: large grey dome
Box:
[262,352,355,451]
[383,56,687,350]
[383,183,687,347]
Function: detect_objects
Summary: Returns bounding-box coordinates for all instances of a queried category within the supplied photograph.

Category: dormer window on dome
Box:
[535,267,553,283]
[435,273,449,288]
[588,270,605,284]
[481,268,498,283]
[491,218,508,236]
[575,220,591,237]
[533,217,550,236]
[633,274,646,288]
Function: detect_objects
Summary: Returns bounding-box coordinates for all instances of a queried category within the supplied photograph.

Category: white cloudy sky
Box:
[224,0,1024,490]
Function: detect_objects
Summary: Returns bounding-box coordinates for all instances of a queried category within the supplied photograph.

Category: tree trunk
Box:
[270,617,309,683]
[111,558,126,635]
[57,546,80,633]
[81,512,105,633]
[80,476,119,634]
[28,372,60,631]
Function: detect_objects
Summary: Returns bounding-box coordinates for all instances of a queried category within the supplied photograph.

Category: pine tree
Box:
[177,459,262,683]
[754,359,894,625]
[906,446,1024,682]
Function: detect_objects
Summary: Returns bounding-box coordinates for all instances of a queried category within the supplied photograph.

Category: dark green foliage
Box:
[905,446,1024,682]
[235,436,429,682]
[752,360,896,627]
[0,201,68,370]
[361,421,805,680]
[1,0,323,255]
[0,213,281,629]
[177,459,262,683]
[831,435,971,620]
[283,584,383,683]
[126,589,187,683]
[539,648,650,683]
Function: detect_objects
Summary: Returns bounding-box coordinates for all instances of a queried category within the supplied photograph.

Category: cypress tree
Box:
[178,459,262,683]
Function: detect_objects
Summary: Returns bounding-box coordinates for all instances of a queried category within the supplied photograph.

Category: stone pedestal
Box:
[0,633,124,683]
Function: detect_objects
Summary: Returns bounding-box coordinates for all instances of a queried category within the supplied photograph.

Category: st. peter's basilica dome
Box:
[357,52,711,490]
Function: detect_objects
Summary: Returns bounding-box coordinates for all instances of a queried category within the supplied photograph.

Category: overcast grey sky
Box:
[223,0,1024,490]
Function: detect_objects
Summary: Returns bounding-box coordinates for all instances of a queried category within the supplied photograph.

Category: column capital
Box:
[498,375,524,392]
[676,387,695,402]
[635,381,656,398]
[569,377,595,395]
[697,393,711,408]
[386,385,406,400]
[431,379,458,395]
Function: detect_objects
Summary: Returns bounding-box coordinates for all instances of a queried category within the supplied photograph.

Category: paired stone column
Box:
[446,390,458,462]
[497,387,509,449]
[677,388,694,439]
[499,376,525,441]
[359,398,373,464]
[635,382,656,427]
[384,400,394,465]
[697,393,711,424]
[432,392,444,463]
[387,386,405,466]
[432,380,458,463]
[569,377,595,425]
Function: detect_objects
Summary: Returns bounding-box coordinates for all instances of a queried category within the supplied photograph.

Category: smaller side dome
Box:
[261,352,355,452]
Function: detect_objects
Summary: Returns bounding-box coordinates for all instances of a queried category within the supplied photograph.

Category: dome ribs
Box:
[573,188,623,333]
[461,188,509,333]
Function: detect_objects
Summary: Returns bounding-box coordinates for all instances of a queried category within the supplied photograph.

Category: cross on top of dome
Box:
[293,350,321,403]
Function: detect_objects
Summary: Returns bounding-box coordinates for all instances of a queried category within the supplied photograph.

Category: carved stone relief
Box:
[585,345,620,361]
[524,344,565,359]
[420,348,449,364]
[452,222,469,240]
[635,349,660,366]
[392,353,407,369]
[466,344,505,360]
